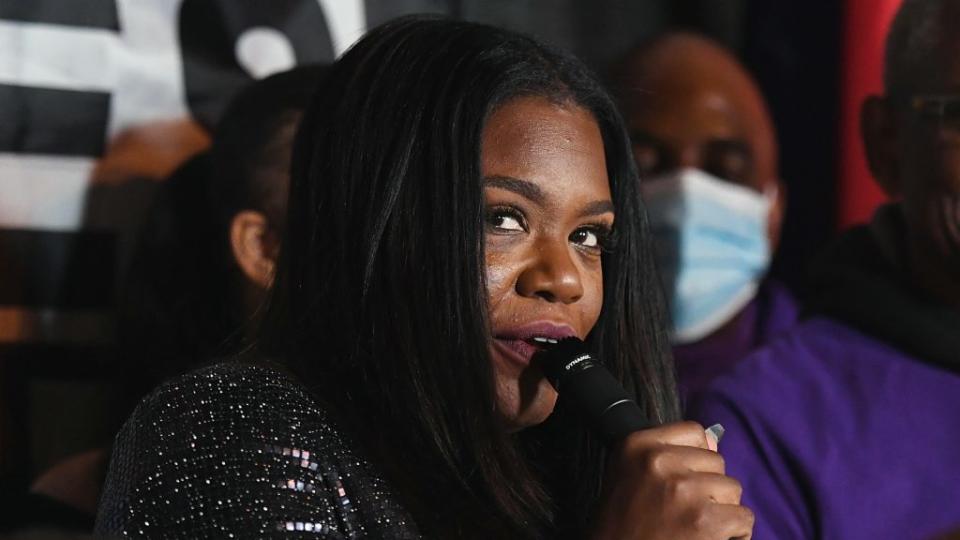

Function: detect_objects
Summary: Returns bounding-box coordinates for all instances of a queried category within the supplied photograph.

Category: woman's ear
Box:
[230,210,275,289]
[861,95,904,197]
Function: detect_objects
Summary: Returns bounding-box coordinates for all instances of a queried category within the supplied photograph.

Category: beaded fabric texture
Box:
[95,362,420,538]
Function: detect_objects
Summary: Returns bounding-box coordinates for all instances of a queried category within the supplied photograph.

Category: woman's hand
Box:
[590,421,754,540]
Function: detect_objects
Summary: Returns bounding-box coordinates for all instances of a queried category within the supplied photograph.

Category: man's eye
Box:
[488,211,525,232]
[703,139,754,185]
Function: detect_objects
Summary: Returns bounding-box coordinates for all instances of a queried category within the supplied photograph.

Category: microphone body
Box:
[538,339,741,539]
[536,337,649,445]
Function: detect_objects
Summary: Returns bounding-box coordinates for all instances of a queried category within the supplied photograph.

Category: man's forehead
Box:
[630,87,746,143]
[620,42,764,130]
[613,33,778,181]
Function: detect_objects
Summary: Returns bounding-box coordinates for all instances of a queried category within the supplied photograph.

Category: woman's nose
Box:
[514,239,584,304]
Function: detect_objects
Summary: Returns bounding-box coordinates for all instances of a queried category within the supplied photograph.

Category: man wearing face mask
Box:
[689,1,960,537]
[611,33,797,401]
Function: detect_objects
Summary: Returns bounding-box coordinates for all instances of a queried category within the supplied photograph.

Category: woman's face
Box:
[482,96,613,431]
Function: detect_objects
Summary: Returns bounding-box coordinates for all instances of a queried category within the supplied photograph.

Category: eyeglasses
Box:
[909,94,960,139]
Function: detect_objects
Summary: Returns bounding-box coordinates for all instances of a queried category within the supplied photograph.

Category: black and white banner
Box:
[0,0,364,346]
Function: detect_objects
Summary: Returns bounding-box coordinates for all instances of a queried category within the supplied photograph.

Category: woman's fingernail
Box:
[705,423,725,445]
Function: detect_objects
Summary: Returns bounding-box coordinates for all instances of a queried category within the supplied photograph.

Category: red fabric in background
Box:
[837,0,901,229]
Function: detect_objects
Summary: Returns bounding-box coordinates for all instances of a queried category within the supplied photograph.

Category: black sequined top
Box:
[95,361,421,538]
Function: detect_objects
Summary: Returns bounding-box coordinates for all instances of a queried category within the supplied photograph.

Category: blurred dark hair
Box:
[117,152,224,394]
[211,64,328,236]
[260,16,678,538]
[118,65,326,395]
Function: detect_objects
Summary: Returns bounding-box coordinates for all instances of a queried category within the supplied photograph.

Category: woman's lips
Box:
[492,338,544,367]
[492,321,577,367]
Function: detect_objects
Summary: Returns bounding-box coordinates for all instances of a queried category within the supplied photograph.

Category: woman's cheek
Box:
[485,250,514,304]
[587,283,604,329]
[581,261,605,331]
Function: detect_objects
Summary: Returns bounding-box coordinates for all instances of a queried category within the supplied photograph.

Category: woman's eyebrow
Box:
[484,175,614,217]
[579,200,615,218]
[483,175,545,205]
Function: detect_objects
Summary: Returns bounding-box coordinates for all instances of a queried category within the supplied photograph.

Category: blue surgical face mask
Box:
[641,168,773,344]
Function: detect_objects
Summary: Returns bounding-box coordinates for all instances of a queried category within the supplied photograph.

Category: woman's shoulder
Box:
[143,359,322,418]
[151,357,309,398]
[124,359,340,447]
[96,359,420,538]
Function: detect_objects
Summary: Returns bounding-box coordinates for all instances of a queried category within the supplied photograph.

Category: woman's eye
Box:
[571,228,600,248]
[488,210,526,232]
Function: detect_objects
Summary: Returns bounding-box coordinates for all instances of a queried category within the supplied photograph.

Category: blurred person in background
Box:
[610,33,796,403]
[118,64,326,391]
[2,65,325,537]
[691,1,960,537]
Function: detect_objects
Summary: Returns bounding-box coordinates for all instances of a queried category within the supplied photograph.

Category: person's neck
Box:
[240,281,269,341]
[673,304,753,352]
[871,203,960,310]
[908,240,960,309]
[702,307,748,344]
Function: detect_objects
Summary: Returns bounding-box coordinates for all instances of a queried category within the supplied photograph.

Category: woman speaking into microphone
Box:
[96,16,753,539]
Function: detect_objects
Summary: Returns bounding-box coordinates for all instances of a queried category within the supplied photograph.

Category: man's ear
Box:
[766,178,786,254]
[861,95,904,197]
[230,210,275,289]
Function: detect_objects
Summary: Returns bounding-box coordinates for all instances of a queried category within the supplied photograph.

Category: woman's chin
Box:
[497,377,558,432]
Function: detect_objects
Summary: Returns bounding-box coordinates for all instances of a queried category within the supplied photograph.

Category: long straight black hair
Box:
[260,15,679,538]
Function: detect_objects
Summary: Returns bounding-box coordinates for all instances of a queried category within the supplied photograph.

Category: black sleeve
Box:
[94,363,368,539]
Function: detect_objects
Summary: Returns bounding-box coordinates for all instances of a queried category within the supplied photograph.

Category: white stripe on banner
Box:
[110,0,186,136]
[0,3,187,139]
[0,2,186,231]
[0,20,117,93]
[317,0,366,57]
[0,306,114,345]
[0,153,94,230]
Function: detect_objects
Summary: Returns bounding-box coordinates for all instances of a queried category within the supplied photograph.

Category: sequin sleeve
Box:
[95,362,419,538]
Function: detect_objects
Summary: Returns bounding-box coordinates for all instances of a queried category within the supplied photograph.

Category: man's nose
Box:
[514,238,584,304]
[672,144,701,170]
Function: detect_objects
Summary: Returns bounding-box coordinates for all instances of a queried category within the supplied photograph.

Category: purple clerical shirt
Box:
[690,317,960,539]
[673,280,798,405]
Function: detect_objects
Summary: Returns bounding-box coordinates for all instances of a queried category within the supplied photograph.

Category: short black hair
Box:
[884,0,954,98]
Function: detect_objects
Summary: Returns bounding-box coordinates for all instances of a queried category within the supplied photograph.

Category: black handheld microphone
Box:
[535,336,649,445]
